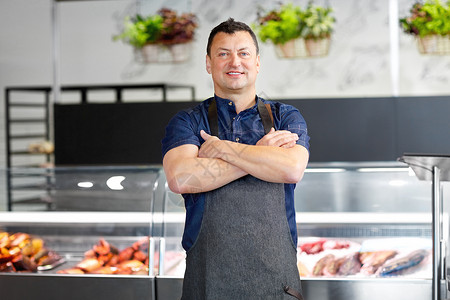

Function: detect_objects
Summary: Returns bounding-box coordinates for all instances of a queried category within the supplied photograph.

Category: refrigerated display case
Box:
[1,163,448,300]
[0,166,162,300]
[155,161,450,300]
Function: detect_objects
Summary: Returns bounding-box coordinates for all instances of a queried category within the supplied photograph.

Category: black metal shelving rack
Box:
[4,83,196,211]
[5,87,53,211]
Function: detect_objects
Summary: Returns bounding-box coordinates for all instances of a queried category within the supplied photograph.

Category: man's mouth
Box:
[227,71,244,75]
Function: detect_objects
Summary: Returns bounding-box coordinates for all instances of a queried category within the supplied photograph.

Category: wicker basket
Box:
[416,35,450,55]
[275,37,330,59]
[135,42,192,64]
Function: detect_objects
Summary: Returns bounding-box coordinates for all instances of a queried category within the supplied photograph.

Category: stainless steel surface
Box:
[399,154,450,300]
[0,273,155,300]
[399,154,450,181]
[155,277,436,300]
[302,278,433,300]
[156,276,183,300]
[434,166,442,300]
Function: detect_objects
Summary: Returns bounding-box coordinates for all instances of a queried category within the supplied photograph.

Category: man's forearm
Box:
[208,141,308,184]
[164,154,247,194]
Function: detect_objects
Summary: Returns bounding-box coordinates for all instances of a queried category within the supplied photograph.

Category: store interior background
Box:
[1,0,450,211]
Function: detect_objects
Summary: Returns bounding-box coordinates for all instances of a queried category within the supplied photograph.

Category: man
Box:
[162,18,309,300]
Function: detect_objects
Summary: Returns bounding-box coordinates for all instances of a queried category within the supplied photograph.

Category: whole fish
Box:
[312,254,335,276]
[360,250,397,275]
[380,249,428,276]
[337,253,361,276]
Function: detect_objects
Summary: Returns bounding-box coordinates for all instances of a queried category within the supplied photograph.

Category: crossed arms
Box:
[163,128,309,194]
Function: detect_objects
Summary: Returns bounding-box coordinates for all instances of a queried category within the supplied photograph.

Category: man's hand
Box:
[199,130,223,159]
[196,127,307,184]
[256,128,299,148]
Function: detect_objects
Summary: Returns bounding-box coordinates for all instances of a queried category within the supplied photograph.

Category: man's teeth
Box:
[228,72,241,74]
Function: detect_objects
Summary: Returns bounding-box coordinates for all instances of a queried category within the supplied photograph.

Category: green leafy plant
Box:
[254,3,302,45]
[253,2,335,45]
[114,8,198,48]
[299,3,335,40]
[400,0,450,37]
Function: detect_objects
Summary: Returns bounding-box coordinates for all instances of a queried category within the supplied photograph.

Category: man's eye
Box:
[240,52,249,57]
[218,53,227,57]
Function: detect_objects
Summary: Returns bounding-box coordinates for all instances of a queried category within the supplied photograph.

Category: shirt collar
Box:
[214,94,259,114]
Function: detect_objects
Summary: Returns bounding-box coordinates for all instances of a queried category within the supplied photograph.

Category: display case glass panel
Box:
[1,166,161,300]
[156,162,441,300]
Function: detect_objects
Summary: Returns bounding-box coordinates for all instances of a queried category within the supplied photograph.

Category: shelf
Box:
[11,183,54,190]
[9,134,47,139]
[12,196,53,205]
[9,118,47,123]
[9,103,47,107]
[8,164,51,169]
[10,151,49,155]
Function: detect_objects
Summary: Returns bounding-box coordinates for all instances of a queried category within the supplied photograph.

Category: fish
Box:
[337,253,361,276]
[312,254,335,276]
[360,250,397,275]
[379,249,429,276]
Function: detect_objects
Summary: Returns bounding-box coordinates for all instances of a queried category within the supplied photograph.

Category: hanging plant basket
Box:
[135,42,193,64]
[416,35,450,55]
[114,8,198,64]
[275,37,331,59]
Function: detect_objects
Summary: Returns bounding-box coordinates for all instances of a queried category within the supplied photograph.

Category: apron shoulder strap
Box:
[208,98,219,136]
[258,101,274,134]
[207,97,274,137]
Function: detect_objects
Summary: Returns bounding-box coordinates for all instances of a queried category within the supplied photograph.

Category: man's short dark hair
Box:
[207,18,260,56]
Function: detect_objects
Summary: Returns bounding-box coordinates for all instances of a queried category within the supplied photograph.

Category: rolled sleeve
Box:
[161,110,201,158]
[278,105,310,151]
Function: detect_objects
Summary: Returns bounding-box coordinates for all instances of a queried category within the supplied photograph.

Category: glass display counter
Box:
[1,163,448,300]
[156,162,449,300]
[0,166,162,300]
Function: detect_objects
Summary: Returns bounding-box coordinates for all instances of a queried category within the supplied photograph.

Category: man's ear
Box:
[256,54,260,73]
[206,54,212,74]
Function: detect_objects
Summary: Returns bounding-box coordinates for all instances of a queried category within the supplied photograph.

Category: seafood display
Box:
[57,237,150,275]
[360,250,397,275]
[297,238,431,278]
[379,249,429,277]
[336,253,362,276]
[0,231,63,272]
[312,254,335,276]
[0,231,432,279]
[300,239,351,255]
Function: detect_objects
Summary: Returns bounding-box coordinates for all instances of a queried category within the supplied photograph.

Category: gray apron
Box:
[181,98,304,300]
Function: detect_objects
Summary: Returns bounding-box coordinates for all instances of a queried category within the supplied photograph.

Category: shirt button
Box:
[232,117,235,120]
[228,102,233,106]
[235,137,240,142]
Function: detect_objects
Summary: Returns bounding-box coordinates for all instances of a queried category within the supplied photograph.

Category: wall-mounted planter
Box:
[135,43,192,64]
[275,37,331,59]
[416,35,450,55]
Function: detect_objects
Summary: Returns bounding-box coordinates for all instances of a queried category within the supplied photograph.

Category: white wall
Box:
[1,0,450,210]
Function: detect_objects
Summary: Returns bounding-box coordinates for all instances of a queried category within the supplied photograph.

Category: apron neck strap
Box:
[208,96,273,137]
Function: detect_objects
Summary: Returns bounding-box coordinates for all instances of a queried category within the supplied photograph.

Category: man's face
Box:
[206,31,260,97]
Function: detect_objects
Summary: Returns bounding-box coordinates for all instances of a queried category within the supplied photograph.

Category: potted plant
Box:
[254,2,335,58]
[399,0,450,55]
[299,3,335,56]
[114,8,198,63]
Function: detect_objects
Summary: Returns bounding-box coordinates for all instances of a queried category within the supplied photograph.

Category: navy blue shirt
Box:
[162,95,310,251]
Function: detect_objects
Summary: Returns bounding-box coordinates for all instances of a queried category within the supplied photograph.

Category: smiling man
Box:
[162,18,310,300]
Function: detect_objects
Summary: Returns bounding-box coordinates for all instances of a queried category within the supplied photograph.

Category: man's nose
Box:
[229,53,241,67]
